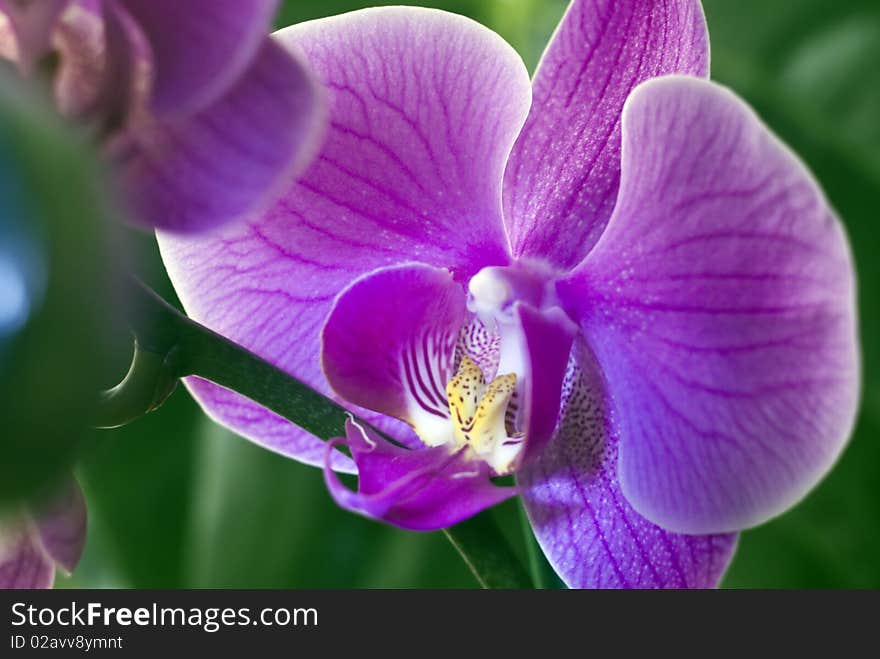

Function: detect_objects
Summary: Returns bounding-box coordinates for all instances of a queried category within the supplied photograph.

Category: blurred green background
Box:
[46,0,880,588]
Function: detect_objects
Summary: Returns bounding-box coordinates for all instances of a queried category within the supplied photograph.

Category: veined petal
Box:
[158,8,531,463]
[559,77,859,534]
[0,0,68,74]
[116,0,278,117]
[322,263,466,447]
[117,37,324,233]
[503,0,708,271]
[325,419,515,531]
[265,6,530,276]
[520,342,737,588]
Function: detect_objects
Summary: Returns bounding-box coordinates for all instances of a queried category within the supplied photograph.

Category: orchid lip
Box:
[405,327,525,476]
[327,434,469,512]
[323,416,517,532]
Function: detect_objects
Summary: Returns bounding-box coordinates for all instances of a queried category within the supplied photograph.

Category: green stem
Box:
[96,277,533,589]
[95,278,353,440]
[442,513,532,589]
[518,500,545,589]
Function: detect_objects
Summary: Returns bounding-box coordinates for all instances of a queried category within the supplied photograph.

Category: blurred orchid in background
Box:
[0,481,86,588]
[0,0,324,233]
[158,0,859,588]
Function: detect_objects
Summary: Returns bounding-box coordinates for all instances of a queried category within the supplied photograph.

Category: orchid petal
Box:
[50,2,104,117]
[79,0,136,126]
[184,378,357,472]
[116,0,278,117]
[322,263,466,448]
[119,37,323,233]
[0,514,54,589]
[325,419,515,531]
[0,0,68,74]
[560,77,859,534]
[264,7,530,276]
[0,479,87,589]
[503,0,708,271]
[32,479,87,575]
[520,342,737,588]
[158,8,531,462]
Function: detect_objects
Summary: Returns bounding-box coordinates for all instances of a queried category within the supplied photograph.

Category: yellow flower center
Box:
[442,355,522,474]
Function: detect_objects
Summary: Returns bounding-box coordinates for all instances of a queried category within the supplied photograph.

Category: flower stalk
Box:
[94,277,354,438]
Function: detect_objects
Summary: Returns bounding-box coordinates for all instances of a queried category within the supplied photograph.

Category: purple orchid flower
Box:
[0,0,324,233]
[0,480,87,588]
[158,1,859,588]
